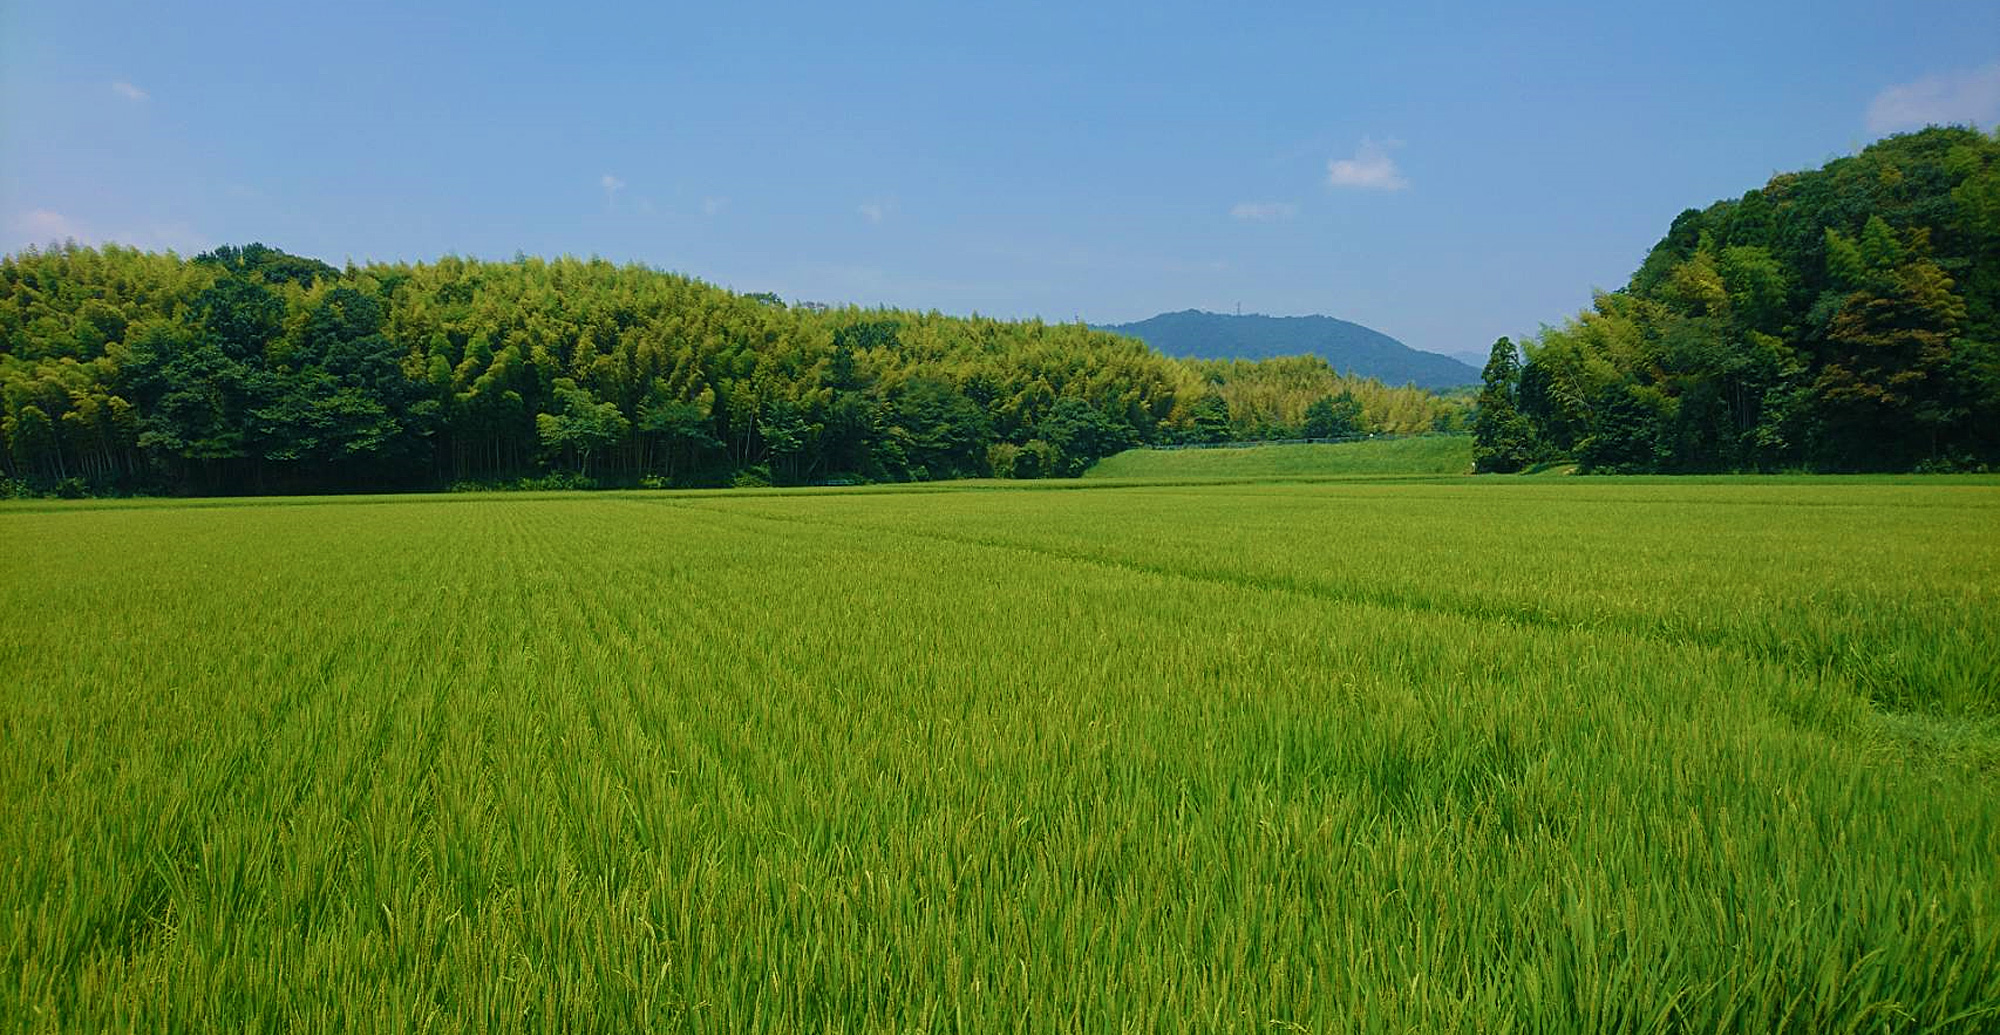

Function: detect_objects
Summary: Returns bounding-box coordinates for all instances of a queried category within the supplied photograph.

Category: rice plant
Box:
[2,477,1995,1032]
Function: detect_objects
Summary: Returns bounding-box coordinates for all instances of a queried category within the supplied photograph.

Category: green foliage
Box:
[1177,355,1465,442]
[1515,126,2000,472]
[0,244,1468,494]
[1301,390,1365,438]
[1186,390,1232,443]
[881,375,991,480]
[195,242,339,287]
[536,380,631,475]
[1034,397,1133,477]
[1472,337,1538,472]
[3,480,1997,1029]
[985,440,1023,478]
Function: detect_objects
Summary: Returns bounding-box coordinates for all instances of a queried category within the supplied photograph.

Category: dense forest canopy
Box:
[0,243,1463,495]
[1475,126,2000,473]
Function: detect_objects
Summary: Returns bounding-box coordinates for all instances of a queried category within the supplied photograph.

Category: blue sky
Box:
[4,1,1998,359]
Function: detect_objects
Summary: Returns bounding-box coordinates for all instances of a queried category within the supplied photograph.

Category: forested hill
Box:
[1101,310,1481,389]
[0,245,1464,496]
[1475,125,2000,474]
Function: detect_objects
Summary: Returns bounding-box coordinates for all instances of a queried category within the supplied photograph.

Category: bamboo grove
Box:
[0,245,1462,496]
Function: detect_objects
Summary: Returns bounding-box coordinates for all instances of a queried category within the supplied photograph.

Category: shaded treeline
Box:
[1474,126,2000,473]
[1,244,1463,494]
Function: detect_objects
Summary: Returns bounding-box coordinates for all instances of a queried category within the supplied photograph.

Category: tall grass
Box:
[2,479,1996,1031]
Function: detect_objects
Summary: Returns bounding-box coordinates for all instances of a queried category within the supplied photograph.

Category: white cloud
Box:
[701,196,729,217]
[1867,62,2000,134]
[600,173,625,207]
[8,210,209,254]
[111,80,149,102]
[1326,138,1408,191]
[858,198,896,223]
[16,209,83,242]
[1230,201,1299,221]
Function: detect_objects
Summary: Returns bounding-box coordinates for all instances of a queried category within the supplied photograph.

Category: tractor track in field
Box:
[624,496,1977,729]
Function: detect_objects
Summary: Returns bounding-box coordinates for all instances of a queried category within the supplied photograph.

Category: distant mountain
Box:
[1097,310,1480,390]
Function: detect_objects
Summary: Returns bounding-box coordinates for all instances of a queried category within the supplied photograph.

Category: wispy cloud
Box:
[15,209,83,243]
[1867,62,2000,134]
[858,198,896,224]
[1230,201,1299,221]
[9,209,210,254]
[111,80,149,103]
[701,196,729,217]
[1326,138,1408,191]
[600,173,626,207]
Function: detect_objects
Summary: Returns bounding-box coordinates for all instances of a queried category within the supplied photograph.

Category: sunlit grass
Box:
[2,479,1996,1032]
[1083,435,1473,478]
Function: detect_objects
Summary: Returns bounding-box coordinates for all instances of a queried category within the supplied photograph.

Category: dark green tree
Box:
[1036,398,1135,477]
[1302,391,1364,439]
[884,377,990,480]
[536,381,629,477]
[1472,338,1536,473]
[1188,392,1232,443]
[758,398,814,483]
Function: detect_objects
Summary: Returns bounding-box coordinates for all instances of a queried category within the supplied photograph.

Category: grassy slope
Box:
[1084,434,1473,478]
[2,479,1997,1031]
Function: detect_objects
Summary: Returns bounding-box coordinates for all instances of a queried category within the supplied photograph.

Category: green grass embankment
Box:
[1084,434,1472,479]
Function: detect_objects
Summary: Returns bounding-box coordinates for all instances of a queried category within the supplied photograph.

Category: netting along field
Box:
[4,478,1998,1032]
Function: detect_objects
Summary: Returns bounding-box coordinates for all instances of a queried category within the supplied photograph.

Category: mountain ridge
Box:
[1097,309,1480,389]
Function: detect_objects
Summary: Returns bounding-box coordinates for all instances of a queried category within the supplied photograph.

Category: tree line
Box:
[0,243,1464,495]
[1474,125,2000,474]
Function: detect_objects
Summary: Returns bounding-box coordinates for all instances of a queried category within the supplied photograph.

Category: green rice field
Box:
[4,477,1999,1032]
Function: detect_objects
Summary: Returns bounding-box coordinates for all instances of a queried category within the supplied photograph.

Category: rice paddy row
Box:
[2,477,1996,1032]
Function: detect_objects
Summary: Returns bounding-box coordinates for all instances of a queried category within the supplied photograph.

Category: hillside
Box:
[1100,310,1480,389]
[1481,125,2000,474]
[0,245,1465,496]
[1084,435,1473,478]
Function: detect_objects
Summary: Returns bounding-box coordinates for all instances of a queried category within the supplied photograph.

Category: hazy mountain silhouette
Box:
[1100,310,1479,389]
